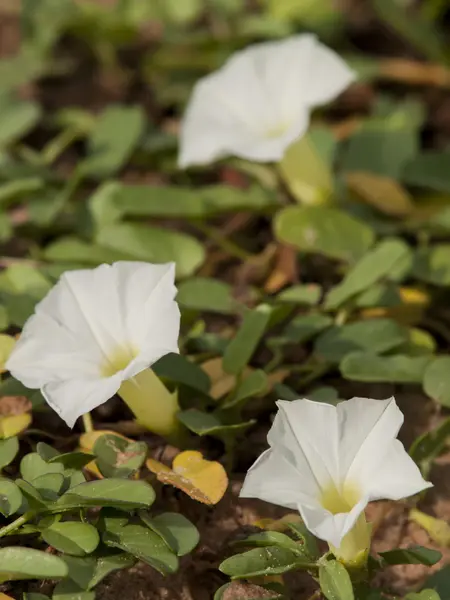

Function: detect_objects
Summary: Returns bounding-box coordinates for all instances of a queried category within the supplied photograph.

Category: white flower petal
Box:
[6,261,180,427]
[178,34,354,167]
[337,398,403,481]
[111,261,180,355]
[240,447,319,509]
[43,374,123,428]
[366,439,432,501]
[6,313,101,389]
[338,397,403,481]
[301,39,356,107]
[273,400,340,489]
[299,497,368,548]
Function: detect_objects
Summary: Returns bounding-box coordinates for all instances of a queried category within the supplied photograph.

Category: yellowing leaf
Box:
[346,171,414,217]
[0,334,16,373]
[0,594,15,600]
[399,286,430,307]
[410,508,450,547]
[201,358,248,399]
[360,287,429,326]
[0,413,31,439]
[146,450,228,505]
[79,429,139,479]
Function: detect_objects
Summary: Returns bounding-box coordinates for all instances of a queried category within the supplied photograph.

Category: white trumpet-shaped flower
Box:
[240,397,431,551]
[178,34,355,168]
[6,262,180,428]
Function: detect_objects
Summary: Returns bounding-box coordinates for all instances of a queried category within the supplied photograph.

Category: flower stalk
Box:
[118,368,181,438]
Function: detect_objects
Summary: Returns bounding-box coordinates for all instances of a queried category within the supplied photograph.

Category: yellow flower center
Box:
[264,121,290,139]
[101,346,138,378]
[321,481,361,514]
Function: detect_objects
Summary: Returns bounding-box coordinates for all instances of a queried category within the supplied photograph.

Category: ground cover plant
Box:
[1,0,450,598]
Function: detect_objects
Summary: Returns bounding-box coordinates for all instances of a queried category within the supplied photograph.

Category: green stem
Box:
[82,412,94,433]
[42,127,83,165]
[193,221,254,261]
[298,363,331,390]
[0,511,33,538]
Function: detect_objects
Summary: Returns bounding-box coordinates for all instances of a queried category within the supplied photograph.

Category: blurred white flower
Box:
[240,397,431,551]
[178,34,355,168]
[6,262,180,428]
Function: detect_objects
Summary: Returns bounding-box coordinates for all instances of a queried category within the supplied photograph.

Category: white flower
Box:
[178,34,355,168]
[6,262,180,428]
[240,397,431,549]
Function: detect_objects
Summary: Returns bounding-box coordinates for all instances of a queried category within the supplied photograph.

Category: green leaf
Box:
[177,278,238,314]
[0,96,41,147]
[326,239,412,309]
[42,522,100,557]
[275,206,374,263]
[0,547,68,583]
[80,105,145,178]
[96,223,205,278]
[405,591,441,600]
[379,546,441,566]
[93,434,147,479]
[340,353,431,383]
[220,546,305,579]
[373,0,446,62]
[89,552,136,589]
[410,417,450,478]
[221,370,268,410]
[15,479,48,509]
[399,327,436,357]
[319,560,354,600]
[62,555,96,590]
[103,524,179,575]
[423,565,450,600]
[307,387,340,405]
[153,352,211,394]
[43,236,133,265]
[141,511,200,556]
[341,124,418,179]
[177,409,255,439]
[275,284,322,305]
[31,472,65,501]
[423,357,450,407]
[48,452,95,470]
[314,318,407,363]
[20,452,64,483]
[285,521,320,560]
[90,183,276,225]
[36,442,60,461]
[223,305,271,375]
[404,151,450,193]
[0,478,22,516]
[270,314,333,347]
[0,178,44,209]
[64,469,86,490]
[97,508,129,534]
[413,245,450,286]
[56,479,155,510]
[52,580,95,600]
[278,131,335,205]
[232,531,300,552]
[0,436,19,469]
